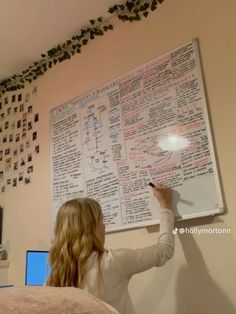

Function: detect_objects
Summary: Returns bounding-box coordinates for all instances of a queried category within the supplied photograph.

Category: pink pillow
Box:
[0,286,119,314]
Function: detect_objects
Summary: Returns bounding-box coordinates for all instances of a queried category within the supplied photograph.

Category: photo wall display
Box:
[0,86,40,193]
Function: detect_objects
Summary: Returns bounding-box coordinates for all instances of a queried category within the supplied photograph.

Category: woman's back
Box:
[82,207,174,314]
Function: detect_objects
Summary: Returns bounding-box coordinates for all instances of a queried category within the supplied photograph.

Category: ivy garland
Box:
[0,0,165,95]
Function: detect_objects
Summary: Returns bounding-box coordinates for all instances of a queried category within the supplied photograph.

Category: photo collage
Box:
[0,87,40,193]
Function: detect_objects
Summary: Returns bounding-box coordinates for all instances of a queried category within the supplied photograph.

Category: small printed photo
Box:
[20,158,26,167]
[19,172,24,182]
[7,178,11,185]
[5,157,12,171]
[32,131,37,141]
[35,145,40,154]
[0,125,2,133]
[14,161,18,171]
[0,102,2,110]
[24,176,31,184]
[1,113,5,120]
[9,134,13,142]
[3,135,7,143]
[13,148,18,157]
[26,139,31,148]
[25,93,30,102]
[12,95,16,102]
[27,165,33,173]
[15,133,20,142]
[5,97,8,105]
[18,94,22,102]
[5,148,10,156]
[7,107,11,115]
[0,150,3,161]
[28,105,33,114]
[13,178,17,187]
[23,113,27,119]
[22,132,27,140]
[19,144,24,153]
[28,121,32,130]
[34,113,39,122]
[0,171,3,181]
[17,120,21,128]
[1,186,5,193]
[32,86,37,96]
[5,121,9,130]
[20,104,24,112]
[27,153,32,162]
[14,106,18,114]
[11,121,15,129]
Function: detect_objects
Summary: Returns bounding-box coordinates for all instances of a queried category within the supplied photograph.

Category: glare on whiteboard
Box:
[158,135,190,151]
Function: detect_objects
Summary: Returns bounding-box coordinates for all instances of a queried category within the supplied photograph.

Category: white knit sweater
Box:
[81,208,175,314]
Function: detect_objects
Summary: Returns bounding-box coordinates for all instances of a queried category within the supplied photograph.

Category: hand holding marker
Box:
[149,182,172,209]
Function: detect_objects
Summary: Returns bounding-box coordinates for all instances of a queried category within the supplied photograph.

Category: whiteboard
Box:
[50,38,224,233]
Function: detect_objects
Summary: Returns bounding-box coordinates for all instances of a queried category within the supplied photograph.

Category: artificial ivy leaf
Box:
[97,17,103,22]
[41,53,46,58]
[126,1,134,12]
[109,4,118,13]
[119,5,125,10]
[90,19,95,25]
[143,11,149,17]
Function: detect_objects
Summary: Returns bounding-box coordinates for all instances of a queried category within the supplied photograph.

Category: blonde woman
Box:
[46,184,175,314]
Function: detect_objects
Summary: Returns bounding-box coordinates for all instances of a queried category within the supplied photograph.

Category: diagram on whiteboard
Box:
[50,39,224,233]
[129,136,172,169]
[82,101,110,172]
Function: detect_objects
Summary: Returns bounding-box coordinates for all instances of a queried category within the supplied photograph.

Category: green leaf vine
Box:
[0,0,165,95]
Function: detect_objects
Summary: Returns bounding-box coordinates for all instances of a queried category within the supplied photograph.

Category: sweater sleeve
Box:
[109,208,175,279]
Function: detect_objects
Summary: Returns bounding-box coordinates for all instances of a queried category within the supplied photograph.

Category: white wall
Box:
[1,0,236,313]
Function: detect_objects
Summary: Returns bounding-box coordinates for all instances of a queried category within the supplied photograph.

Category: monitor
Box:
[25,250,50,286]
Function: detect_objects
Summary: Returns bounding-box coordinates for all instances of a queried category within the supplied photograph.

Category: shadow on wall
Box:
[175,233,236,314]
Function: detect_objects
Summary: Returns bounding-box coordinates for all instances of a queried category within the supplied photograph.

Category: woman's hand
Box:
[152,184,172,209]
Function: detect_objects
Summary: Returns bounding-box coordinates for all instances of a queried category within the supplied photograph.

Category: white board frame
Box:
[50,38,224,234]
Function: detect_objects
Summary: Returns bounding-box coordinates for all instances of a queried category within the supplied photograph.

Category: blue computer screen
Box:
[25,251,50,286]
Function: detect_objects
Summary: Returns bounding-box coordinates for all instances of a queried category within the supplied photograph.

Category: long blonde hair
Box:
[46,197,105,288]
